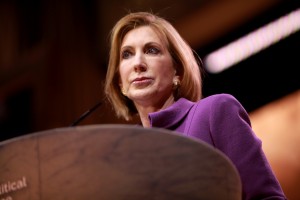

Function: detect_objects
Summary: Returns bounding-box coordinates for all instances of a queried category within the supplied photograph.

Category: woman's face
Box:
[119,26,177,107]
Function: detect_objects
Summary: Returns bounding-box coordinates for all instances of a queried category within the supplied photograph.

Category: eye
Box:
[121,50,132,59]
[146,46,160,54]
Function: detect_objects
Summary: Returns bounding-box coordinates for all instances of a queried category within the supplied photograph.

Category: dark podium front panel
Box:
[0,125,241,200]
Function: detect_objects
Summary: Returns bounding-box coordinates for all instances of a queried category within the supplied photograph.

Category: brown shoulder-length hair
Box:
[105,12,202,121]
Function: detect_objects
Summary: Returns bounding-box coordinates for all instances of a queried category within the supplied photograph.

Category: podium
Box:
[0,125,241,200]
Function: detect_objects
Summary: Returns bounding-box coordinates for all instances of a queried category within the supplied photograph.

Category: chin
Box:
[129,90,157,101]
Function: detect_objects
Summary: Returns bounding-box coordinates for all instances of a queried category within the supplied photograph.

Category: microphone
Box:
[70,101,102,127]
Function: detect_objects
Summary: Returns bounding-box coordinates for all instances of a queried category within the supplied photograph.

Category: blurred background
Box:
[0,0,299,199]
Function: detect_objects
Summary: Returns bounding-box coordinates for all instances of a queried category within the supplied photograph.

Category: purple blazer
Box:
[149,94,287,200]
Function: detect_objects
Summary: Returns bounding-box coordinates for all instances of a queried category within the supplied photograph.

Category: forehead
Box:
[121,26,165,47]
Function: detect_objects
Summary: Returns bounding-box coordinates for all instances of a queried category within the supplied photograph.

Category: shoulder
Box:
[197,93,251,125]
[196,93,243,110]
[193,93,250,122]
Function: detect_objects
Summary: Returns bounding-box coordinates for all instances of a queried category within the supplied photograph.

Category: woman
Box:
[105,12,287,200]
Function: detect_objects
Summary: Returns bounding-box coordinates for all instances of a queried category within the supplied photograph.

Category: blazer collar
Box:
[149,98,194,129]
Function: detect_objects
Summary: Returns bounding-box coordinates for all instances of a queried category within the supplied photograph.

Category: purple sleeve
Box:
[208,94,286,200]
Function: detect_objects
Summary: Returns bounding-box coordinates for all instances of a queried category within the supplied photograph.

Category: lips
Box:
[133,77,150,81]
[131,77,153,84]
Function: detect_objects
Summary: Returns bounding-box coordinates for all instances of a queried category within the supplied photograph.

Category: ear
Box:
[119,83,127,96]
[173,68,181,80]
[173,75,180,82]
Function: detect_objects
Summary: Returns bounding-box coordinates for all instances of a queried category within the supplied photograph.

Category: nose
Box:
[133,53,147,73]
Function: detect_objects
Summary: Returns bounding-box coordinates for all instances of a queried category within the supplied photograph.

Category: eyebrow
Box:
[121,42,163,51]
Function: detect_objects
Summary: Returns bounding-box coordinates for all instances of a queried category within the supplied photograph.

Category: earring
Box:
[121,88,127,96]
[173,79,180,89]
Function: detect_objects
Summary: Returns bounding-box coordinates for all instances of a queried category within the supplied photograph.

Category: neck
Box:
[135,96,175,128]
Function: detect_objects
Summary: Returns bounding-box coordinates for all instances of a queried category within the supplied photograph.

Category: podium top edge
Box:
[0,124,184,145]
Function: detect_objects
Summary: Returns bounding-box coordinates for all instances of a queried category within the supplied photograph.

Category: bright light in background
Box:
[204,8,300,74]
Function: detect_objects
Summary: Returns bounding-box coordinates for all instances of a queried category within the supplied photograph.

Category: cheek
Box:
[118,64,129,84]
[156,61,176,79]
